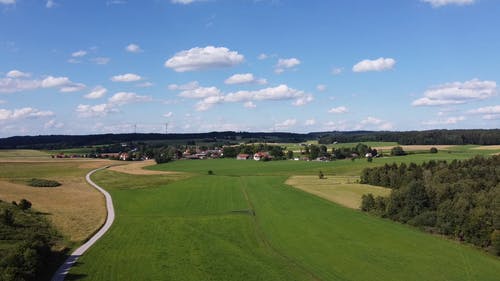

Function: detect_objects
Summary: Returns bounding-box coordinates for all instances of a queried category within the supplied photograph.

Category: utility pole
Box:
[165,122,168,134]
[134,124,137,134]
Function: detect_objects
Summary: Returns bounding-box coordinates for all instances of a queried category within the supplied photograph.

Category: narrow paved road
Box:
[51,166,115,281]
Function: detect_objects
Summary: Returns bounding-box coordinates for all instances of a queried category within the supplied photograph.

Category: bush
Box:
[430,147,438,153]
[492,230,500,256]
[390,146,407,156]
[361,194,375,211]
[208,170,214,175]
[1,209,14,226]
[18,199,32,211]
[318,171,325,179]
[27,178,61,188]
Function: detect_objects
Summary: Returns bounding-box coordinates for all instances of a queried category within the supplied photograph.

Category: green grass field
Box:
[69,148,500,280]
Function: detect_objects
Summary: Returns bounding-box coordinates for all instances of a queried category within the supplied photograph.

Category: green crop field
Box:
[69,146,500,280]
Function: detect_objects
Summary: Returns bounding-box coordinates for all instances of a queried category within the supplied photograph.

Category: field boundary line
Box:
[51,166,115,281]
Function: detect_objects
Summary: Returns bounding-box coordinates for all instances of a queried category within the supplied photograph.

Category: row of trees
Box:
[360,156,500,255]
[302,143,378,160]
[1,200,61,280]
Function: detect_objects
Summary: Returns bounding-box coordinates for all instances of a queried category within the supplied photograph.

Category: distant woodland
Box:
[0,129,498,149]
[360,155,500,255]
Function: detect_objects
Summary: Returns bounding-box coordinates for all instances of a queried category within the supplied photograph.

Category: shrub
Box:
[390,146,406,156]
[318,171,325,179]
[27,178,61,188]
[208,170,214,175]
[430,147,438,153]
[1,209,14,226]
[18,199,32,211]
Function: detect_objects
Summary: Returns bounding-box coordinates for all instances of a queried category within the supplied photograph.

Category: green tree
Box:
[18,199,32,211]
[287,150,294,159]
[361,194,375,212]
[391,146,406,156]
[430,147,438,153]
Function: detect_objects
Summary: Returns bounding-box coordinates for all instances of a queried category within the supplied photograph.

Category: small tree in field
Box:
[430,147,438,154]
[18,199,32,210]
[318,171,325,179]
[208,170,214,175]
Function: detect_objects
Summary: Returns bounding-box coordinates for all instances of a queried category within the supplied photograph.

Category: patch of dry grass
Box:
[286,175,390,209]
[0,159,109,243]
[471,145,500,150]
[374,145,454,152]
[109,160,182,175]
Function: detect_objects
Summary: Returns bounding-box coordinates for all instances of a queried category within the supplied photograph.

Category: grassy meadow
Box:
[69,145,500,280]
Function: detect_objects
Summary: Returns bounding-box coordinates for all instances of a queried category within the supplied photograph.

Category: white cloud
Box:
[168,81,199,91]
[225,84,313,106]
[44,119,64,129]
[111,73,142,82]
[125,43,143,53]
[258,53,268,60]
[163,112,173,118]
[136,82,153,88]
[275,58,300,74]
[244,101,256,108]
[165,46,244,72]
[352,57,396,72]
[305,119,316,126]
[195,95,224,111]
[0,107,54,121]
[76,104,117,118]
[91,57,111,65]
[0,78,40,93]
[412,79,497,106]
[171,0,201,4]
[482,114,500,120]
[316,84,327,92]
[60,83,86,93]
[72,50,87,57]
[324,120,349,131]
[224,73,267,85]
[358,116,393,130]
[0,0,16,5]
[67,58,81,64]
[422,0,475,7]
[179,86,221,99]
[328,106,349,114]
[6,70,30,78]
[41,76,71,88]
[108,92,152,105]
[422,116,466,125]
[84,86,107,99]
[468,105,500,115]
[46,0,55,8]
[275,119,297,130]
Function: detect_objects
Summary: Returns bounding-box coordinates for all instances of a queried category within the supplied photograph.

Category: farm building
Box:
[253,152,270,161]
[236,153,250,160]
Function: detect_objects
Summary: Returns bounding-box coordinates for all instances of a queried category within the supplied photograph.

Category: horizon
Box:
[1,0,499,137]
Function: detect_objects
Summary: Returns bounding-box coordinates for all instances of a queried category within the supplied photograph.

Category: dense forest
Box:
[0,129,498,149]
[360,156,500,255]
[0,199,62,280]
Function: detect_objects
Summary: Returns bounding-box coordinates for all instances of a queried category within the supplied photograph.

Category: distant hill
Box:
[0,129,498,149]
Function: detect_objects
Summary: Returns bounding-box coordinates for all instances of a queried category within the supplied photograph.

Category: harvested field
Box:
[0,159,109,243]
[472,145,500,150]
[109,160,183,175]
[286,175,390,209]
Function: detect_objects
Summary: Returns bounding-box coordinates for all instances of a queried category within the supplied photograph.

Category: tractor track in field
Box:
[239,179,324,281]
[51,166,115,281]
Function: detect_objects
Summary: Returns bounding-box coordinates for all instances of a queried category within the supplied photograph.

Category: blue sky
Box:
[0,0,499,137]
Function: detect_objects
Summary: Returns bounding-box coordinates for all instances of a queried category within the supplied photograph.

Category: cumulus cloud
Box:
[165,46,244,72]
[422,0,475,7]
[71,50,87,57]
[328,106,348,114]
[125,43,143,53]
[352,57,396,72]
[46,0,55,8]
[84,86,107,99]
[60,83,86,93]
[171,0,201,4]
[76,104,117,118]
[422,116,466,126]
[275,119,297,130]
[468,105,500,120]
[179,86,222,99]
[258,53,268,60]
[136,82,153,88]
[224,73,266,85]
[44,119,64,129]
[108,92,152,105]
[163,112,173,118]
[225,84,313,106]
[305,119,316,126]
[91,57,111,65]
[412,79,497,106]
[41,76,71,88]
[0,107,54,121]
[168,81,199,91]
[6,70,30,78]
[275,58,300,74]
[0,0,16,5]
[316,84,327,92]
[110,73,142,82]
[358,116,393,130]
[244,101,256,108]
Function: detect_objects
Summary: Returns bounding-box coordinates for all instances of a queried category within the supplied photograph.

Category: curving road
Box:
[51,166,115,281]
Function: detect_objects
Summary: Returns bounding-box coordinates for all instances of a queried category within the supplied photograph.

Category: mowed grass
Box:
[285,175,390,209]
[0,149,50,158]
[71,153,500,280]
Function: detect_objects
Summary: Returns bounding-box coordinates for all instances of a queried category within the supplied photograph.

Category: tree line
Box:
[1,129,498,149]
[359,156,500,255]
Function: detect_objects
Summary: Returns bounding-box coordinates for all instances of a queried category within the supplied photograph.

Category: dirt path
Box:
[51,166,115,281]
